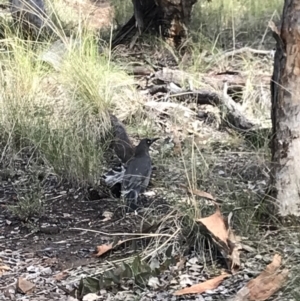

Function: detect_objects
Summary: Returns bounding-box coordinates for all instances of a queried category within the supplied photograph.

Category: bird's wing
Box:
[103,165,126,187]
[122,157,152,191]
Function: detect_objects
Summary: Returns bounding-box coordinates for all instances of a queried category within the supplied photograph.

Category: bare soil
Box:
[0,149,170,300]
[1,172,164,269]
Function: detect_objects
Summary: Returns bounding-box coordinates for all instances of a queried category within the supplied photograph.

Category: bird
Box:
[102,114,135,196]
[121,137,158,208]
[109,114,134,164]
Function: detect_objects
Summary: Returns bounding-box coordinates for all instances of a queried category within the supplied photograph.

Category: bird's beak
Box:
[150,138,159,144]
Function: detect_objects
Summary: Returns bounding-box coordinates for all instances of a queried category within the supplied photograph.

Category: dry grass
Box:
[191,0,282,48]
[0,16,141,185]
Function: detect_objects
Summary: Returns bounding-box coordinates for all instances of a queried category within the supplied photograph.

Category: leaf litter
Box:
[246,254,288,301]
[0,263,10,275]
[229,254,289,301]
[174,273,230,296]
[94,240,125,257]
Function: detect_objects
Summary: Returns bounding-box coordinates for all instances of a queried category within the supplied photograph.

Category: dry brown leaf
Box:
[191,189,215,201]
[94,243,113,257]
[16,277,35,294]
[94,240,124,257]
[174,273,230,296]
[196,207,228,247]
[0,265,10,275]
[179,184,216,201]
[196,208,241,273]
[247,254,289,301]
[228,230,242,273]
[268,21,280,35]
[54,270,69,281]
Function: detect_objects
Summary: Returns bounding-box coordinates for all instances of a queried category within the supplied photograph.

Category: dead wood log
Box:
[124,65,154,77]
[148,85,169,95]
[219,84,255,131]
[215,47,275,63]
[147,82,255,131]
[155,68,191,85]
[154,67,271,89]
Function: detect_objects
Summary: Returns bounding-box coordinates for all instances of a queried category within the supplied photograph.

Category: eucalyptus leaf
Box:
[166,244,173,258]
[135,271,152,287]
[78,277,100,297]
[122,262,133,278]
[132,256,143,274]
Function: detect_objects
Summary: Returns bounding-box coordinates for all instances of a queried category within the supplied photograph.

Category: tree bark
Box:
[112,0,198,49]
[270,0,300,216]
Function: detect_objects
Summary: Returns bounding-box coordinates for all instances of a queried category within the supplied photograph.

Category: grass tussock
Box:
[0,25,140,185]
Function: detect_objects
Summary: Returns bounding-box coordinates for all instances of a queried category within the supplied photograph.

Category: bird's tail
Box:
[122,189,139,211]
[122,189,138,202]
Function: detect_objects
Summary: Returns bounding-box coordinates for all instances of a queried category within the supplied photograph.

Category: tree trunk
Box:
[112,0,198,49]
[270,0,300,216]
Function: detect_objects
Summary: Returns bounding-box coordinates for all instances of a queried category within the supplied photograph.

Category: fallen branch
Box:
[220,83,255,130]
[215,47,274,62]
[124,65,154,77]
[148,84,169,95]
[146,83,255,131]
[169,89,221,105]
[144,100,196,117]
[154,67,271,90]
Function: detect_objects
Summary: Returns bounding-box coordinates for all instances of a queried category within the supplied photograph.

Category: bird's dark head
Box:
[135,137,159,155]
[145,137,159,147]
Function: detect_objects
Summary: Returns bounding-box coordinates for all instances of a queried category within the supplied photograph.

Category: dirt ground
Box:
[1,136,297,301]
[0,152,169,300]
[0,165,165,269]
[1,117,298,300]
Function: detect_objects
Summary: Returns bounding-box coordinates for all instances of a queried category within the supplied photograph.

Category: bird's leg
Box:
[126,200,139,212]
[125,191,140,212]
